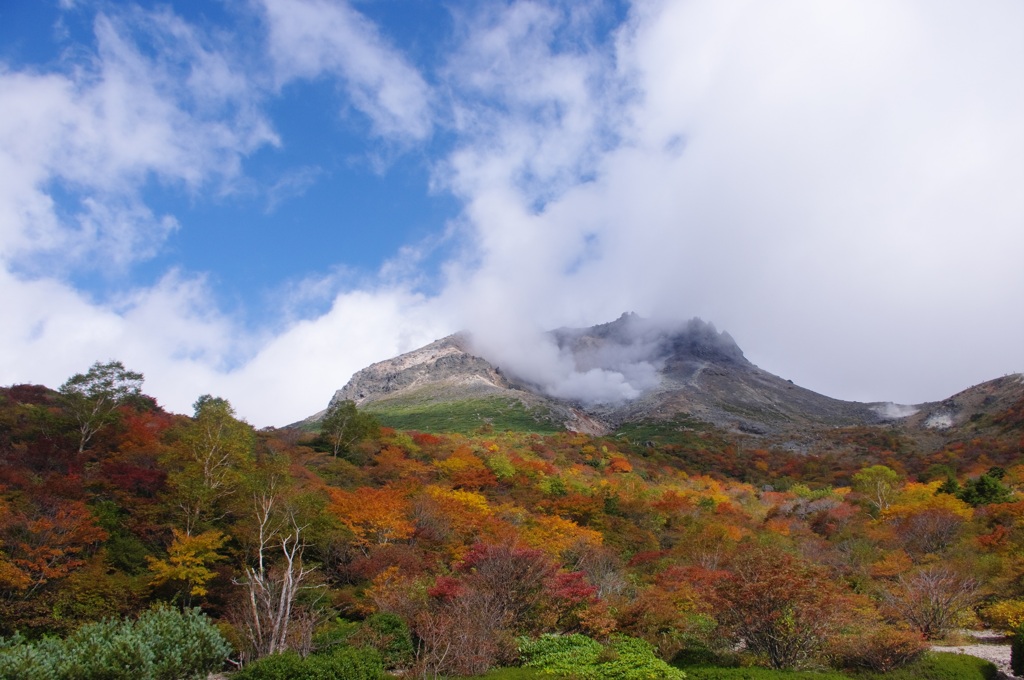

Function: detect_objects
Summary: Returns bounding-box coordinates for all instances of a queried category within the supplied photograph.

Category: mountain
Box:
[309,313,1024,452]
[304,315,900,442]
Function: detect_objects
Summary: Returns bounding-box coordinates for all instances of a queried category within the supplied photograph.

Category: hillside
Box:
[1,359,1022,678]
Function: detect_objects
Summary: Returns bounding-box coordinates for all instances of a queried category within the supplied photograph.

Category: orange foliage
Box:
[328,486,415,550]
[434,446,497,490]
[606,455,633,474]
[2,500,108,593]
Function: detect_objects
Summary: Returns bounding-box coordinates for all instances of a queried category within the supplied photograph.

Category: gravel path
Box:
[932,630,1019,679]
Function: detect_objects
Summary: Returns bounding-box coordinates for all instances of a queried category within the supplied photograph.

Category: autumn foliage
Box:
[0,368,1022,675]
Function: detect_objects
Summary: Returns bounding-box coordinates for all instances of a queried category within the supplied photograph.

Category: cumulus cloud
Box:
[0,8,276,273]
[443,0,1024,406]
[260,0,434,141]
[1,0,1022,427]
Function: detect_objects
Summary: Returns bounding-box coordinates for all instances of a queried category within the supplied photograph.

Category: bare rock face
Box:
[331,333,512,407]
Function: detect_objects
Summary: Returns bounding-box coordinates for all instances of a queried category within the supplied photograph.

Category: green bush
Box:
[309,646,384,679]
[234,646,384,680]
[58,618,155,679]
[518,633,603,674]
[233,651,309,680]
[684,669,846,679]
[1011,623,1024,677]
[135,606,234,680]
[0,606,230,680]
[599,636,688,680]
[680,651,997,680]
[0,634,64,680]
[857,651,998,680]
[518,633,684,680]
[351,612,413,669]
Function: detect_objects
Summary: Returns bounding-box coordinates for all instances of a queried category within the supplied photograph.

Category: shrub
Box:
[135,606,234,680]
[599,636,687,680]
[0,606,230,680]
[1012,622,1024,677]
[0,634,63,680]
[308,646,384,679]
[518,633,603,674]
[518,633,685,680]
[233,651,309,680]
[351,612,413,670]
[828,624,926,672]
[864,651,998,680]
[234,647,384,680]
[57,618,155,679]
[981,598,1024,632]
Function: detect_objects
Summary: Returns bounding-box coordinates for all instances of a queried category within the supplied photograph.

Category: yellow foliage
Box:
[893,481,944,505]
[146,528,227,597]
[981,599,1024,632]
[883,486,974,522]
[434,446,487,477]
[425,485,493,516]
[522,514,602,557]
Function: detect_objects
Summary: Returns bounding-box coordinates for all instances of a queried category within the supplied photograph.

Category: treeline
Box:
[0,361,1022,677]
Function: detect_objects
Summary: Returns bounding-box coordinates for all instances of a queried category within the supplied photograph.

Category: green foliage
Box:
[518,633,685,680]
[857,652,998,680]
[365,396,562,434]
[233,651,309,680]
[0,606,230,680]
[682,652,996,679]
[0,634,63,680]
[133,605,234,679]
[465,669,549,680]
[851,465,901,513]
[1012,622,1024,677]
[351,612,413,670]
[518,632,603,672]
[59,360,144,453]
[319,399,380,456]
[956,468,1012,506]
[234,646,384,680]
[683,668,847,679]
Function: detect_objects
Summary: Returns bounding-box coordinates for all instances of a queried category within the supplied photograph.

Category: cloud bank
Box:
[1,0,1021,426]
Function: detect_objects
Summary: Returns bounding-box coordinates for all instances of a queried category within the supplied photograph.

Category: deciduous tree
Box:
[320,400,379,457]
[59,360,143,454]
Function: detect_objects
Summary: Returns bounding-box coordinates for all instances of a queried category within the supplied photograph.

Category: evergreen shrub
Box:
[1012,622,1024,677]
[234,646,383,680]
[518,633,684,680]
[0,606,230,680]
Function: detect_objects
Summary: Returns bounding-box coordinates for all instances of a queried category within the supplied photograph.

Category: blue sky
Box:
[1,0,1022,426]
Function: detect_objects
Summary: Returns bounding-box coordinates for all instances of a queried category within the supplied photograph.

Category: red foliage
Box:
[428,575,464,600]
[100,461,166,497]
[411,432,444,447]
[547,571,597,605]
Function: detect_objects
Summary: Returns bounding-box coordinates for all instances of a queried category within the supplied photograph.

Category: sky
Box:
[1,0,1021,427]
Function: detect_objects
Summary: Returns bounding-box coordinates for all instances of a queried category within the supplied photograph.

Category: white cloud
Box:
[0,8,276,273]
[2,0,1022,429]
[260,0,433,141]
[440,0,1024,405]
[221,287,452,425]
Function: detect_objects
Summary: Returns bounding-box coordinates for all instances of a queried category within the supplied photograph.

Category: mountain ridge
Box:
[312,314,1023,446]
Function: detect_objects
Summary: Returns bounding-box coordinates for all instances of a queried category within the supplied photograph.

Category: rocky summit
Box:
[312,313,1024,449]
